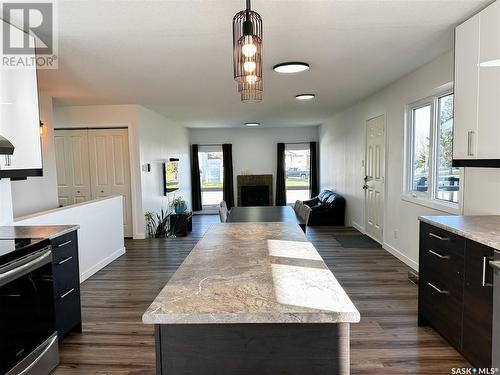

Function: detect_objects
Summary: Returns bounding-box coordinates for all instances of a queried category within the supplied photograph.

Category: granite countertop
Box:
[143,222,360,325]
[0,225,80,240]
[419,215,500,251]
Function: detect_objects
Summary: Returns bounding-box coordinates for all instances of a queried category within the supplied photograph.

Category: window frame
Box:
[198,145,224,211]
[402,87,463,215]
[284,143,311,205]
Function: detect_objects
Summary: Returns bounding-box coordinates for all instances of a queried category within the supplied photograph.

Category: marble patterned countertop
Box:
[143,222,360,325]
[0,225,80,240]
[419,215,500,251]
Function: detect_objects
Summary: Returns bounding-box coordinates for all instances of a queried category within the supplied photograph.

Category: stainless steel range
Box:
[0,238,59,375]
[492,251,500,368]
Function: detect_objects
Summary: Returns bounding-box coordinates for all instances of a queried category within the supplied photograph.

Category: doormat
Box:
[335,235,381,248]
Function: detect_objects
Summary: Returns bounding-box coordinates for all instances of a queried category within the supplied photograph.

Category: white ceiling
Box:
[39,0,488,128]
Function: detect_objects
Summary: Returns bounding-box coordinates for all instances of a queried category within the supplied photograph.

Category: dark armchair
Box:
[302,190,345,226]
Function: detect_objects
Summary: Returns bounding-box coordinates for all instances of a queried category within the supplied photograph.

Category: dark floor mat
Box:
[335,234,381,248]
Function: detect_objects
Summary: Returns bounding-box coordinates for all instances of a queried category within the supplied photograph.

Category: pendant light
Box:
[233,0,263,103]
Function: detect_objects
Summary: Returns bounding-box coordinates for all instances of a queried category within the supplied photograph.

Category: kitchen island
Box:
[143,222,360,375]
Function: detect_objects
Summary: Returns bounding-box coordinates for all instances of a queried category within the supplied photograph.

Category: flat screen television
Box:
[164,158,180,194]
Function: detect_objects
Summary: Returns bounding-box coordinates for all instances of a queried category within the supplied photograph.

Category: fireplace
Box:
[237,174,273,207]
[241,186,270,206]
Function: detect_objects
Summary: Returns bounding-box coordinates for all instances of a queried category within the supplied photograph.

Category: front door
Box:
[364,115,385,243]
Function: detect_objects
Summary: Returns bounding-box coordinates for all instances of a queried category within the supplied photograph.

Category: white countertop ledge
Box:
[143,222,360,325]
[419,215,500,251]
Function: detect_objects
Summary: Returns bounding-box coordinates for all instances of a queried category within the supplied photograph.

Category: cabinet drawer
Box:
[51,231,78,263]
[419,277,463,348]
[53,254,80,295]
[54,286,82,341]
[420,223,466,256]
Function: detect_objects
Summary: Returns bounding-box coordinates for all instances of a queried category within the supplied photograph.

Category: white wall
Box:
[54,104,190,238]
[319,51,461,270]
[11,93,59,217]
[189,126,319,205]
[138,106,191,215]
[15,196,125,282]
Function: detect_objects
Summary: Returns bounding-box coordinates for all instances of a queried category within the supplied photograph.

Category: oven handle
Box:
[0,247,52,286]
[18,334,58,375]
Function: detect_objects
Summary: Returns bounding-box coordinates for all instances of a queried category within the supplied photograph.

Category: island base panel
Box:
[155,323,350,375]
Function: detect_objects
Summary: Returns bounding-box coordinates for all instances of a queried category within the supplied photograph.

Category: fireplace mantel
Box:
[237,174,273,207]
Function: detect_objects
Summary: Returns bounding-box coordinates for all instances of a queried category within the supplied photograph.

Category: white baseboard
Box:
[80,247,126,283]
[352,221,365,234]
[134,232,146,240]
[382,242,418,271]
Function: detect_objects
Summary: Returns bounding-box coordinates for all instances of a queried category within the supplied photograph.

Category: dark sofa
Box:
[302,190,345,226]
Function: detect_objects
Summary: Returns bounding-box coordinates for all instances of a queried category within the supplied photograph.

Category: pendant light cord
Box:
[246,0,251,10]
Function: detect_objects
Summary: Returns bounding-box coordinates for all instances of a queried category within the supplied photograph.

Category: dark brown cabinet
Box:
[418,222,494,368]
[50,230,82,342]
[462,241,494,367]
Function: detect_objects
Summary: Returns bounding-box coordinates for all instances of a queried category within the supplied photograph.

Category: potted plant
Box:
[171,197,188,214]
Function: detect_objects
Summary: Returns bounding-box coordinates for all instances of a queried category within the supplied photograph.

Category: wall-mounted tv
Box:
[164,158,180,194]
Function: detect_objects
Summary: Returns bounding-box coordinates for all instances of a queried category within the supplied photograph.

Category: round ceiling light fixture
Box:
[245,122,260,127]
[273,62,310,74]
[295,94,315,101]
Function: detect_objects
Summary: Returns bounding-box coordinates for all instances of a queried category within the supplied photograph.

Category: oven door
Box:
[0,247,58,375]
[492,251,500,369]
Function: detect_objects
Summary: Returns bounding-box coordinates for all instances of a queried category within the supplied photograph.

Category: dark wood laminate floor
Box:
[53,215,470,374]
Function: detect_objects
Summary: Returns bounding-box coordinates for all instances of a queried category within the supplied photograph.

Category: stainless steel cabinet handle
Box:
[490,260,500,270]
[428,249,450,260]
[429,233,450,241]
[57,256,73,265]
[467,131,475,157]
[482,256,493,287]
[59,288,75,299]
[57,240,72,248]
[427,282,449,294]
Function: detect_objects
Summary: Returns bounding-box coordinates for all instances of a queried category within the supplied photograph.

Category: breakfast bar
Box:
[143,222,360,375]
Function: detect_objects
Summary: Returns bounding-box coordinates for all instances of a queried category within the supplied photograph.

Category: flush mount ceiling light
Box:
[233,0,263,103]
[245,122,260,127]
[479,59,500,67]
[296,94,315,101]
[273,62,310,74]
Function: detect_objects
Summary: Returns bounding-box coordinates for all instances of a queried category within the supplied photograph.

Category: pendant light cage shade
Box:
[233,8,263,85]
[239,80,263,103]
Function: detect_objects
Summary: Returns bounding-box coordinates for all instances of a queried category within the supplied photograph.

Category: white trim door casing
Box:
[364,115,385,244]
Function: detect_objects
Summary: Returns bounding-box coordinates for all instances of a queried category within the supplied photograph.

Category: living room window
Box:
[404,89,461,213]
[198,145,224,209]
[285,143,310,204]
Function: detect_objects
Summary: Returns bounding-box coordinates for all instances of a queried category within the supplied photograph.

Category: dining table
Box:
[226,205,306,231]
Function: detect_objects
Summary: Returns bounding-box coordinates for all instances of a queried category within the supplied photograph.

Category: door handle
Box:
[428,249,450,260]
[362,185,368,190]
[429,233,450,241]
[482,256,493,287]
[467,131,474,157]
[427,282,449,294]
[57,256,73,265]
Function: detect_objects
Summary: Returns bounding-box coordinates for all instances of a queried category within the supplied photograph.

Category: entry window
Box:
[198,146,223,209]
[405,91,459,208]
[285,144,310,204]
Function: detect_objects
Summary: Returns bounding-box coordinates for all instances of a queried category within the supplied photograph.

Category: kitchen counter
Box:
[145,222,359,374]
[0,225,80,240]
[143,222,360,325]
[419,215,500,251]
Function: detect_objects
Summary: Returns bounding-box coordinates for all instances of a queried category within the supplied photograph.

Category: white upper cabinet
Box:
[453,1,500,164]
[0,19,43,175]
[477,1,500,159]
[453,13,480,160]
